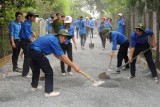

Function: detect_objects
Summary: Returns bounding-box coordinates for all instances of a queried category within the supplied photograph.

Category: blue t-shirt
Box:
[77,19,86,35]
[110,31,128,50]
[90,19,95,28]
[9,20,22,40]
[58,25,74,43]
[116,18,125,35]
[48,17,52,31]
[130,28,153,48]
[19,20,32,40]
[30,34,64,56]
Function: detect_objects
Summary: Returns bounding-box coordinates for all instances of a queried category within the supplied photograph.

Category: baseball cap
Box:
[118,13,123,16]
[64,16,72,23]
[58,29,72,39]
[26,11,38,17]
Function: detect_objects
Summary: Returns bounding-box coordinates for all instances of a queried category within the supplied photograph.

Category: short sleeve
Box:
[51,41,64,56]
[145,28,153,36]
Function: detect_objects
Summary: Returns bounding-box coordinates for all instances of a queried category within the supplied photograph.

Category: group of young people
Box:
[9,11,158,98]
[10,11,82,97]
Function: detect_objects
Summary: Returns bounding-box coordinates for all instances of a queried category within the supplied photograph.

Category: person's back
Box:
[111,31,128,47]
[30,34,61,55]
[78,19,86,35]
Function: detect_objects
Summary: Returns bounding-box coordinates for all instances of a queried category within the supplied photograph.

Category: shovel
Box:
[98,47,152,79]
[89,30,94,49]
[98,56,112,80]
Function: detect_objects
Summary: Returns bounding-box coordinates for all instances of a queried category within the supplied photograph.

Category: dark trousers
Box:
[80,34,87,46]
[130,43,157,77]
[12,40,21,70]
[90,28,94,38]
[99,32,106,48]
[21,39,30,76]
[60,43,73,73]
[76,27,79,39]
[117,40,130,69]
[30,49,53,93]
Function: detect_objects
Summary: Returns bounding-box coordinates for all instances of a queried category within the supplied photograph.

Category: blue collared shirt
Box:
[58,25,74,43]
[105,21,113,29]
[130,28,153,48]
[110,31,128,50]
[116,18,125,35]
[9,20,22,40]
[90,19,95,28]
[30,34,64,56]
[19,20,32,40]
[75,20,80,27]
[96,21,100,27]
[85,20,90,26]
[77,19,86,35]
[99,22,106,32]
[48,17,52,31]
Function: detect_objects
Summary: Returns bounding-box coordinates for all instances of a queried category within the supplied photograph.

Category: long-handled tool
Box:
[79,70,105,86]
[98,56,112,79]
[89,30,94,49]
[98,47,151,79]
[111,47,151,73]
[58,56,104,86]
[108,56,113,72]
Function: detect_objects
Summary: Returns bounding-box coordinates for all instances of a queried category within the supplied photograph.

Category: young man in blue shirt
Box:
[78,16,87,50]
[47,13,55,34]
[129,24,158,81]
[90,17,95,38]
[74,18,80,39]
[99,17,106,50]
[116,13,126,35]
[105,29,130,73]
[19,11,38,77]
[59,16,77,76]
[85,17,90,37]
[9,12,23,72]
[29,29,80,97]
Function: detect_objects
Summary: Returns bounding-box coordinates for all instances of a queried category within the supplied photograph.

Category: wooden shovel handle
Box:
[79,70,95,82]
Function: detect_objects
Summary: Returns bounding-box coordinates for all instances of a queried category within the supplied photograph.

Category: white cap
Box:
[64,16,72,23]
[118,13,123,16]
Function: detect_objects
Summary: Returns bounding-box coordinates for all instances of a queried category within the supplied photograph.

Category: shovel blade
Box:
[89,43,94,49]
[98,72,110,80]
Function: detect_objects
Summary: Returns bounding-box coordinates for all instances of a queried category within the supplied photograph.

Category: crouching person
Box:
[105,28,130,73]
[129,23,158,81]
[29,29,80,97]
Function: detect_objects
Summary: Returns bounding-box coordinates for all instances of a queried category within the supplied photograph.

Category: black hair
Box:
[56,12,61,16]
[15,12,23,17]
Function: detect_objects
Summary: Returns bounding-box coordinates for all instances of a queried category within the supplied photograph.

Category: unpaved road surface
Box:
[0,34,160,107]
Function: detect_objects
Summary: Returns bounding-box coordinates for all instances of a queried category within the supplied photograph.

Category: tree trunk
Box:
[155,12,160,66]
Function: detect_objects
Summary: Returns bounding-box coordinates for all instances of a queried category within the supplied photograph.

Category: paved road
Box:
[0,34,160,107]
